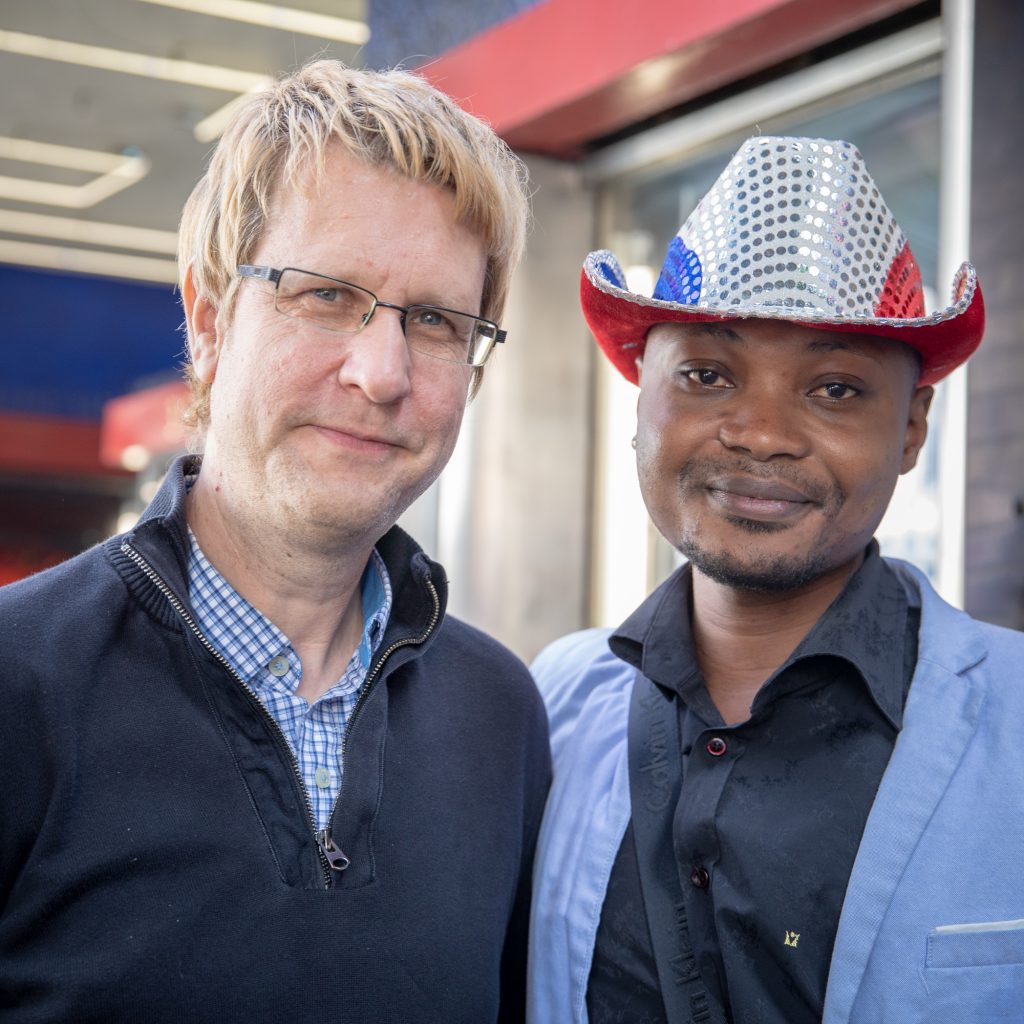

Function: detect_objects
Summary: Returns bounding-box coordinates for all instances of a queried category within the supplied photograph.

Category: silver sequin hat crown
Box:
[581,135,984,386]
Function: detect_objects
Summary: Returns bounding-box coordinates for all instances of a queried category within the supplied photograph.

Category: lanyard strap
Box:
[628,671,726,1024]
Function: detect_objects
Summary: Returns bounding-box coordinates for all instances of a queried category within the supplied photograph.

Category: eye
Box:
[294,283,362,311]
[413,307,446,327]
[812,381,861,400]
[681,366,731,388]
[410,307,454,330]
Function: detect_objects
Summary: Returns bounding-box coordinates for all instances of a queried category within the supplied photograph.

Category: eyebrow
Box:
[685,322,742,341]
[806,336,895,369]
[806,338,856,354]
[691,324,858,351]
[677,322,891,366]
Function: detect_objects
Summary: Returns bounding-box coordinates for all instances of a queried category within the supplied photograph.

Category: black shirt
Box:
[587,543,919,1024]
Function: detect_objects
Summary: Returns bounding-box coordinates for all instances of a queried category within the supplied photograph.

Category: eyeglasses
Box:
[237,265,505,367]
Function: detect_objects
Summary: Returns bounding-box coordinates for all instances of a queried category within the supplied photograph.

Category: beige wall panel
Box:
[444,156,596,662]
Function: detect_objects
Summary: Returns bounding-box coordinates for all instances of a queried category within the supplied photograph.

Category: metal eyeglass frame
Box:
[237,264,506,367]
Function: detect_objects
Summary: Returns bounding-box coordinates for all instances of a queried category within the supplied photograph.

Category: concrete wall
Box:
[442,156,596,662]
[965,0,1024,628]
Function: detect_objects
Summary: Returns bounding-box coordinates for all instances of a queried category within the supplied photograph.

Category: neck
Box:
[186,472,376,703]
[690,556,863,725]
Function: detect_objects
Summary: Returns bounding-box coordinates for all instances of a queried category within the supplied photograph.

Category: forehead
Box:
[264,149,423,236]
[646,319,916,369]
[257,146,486,279]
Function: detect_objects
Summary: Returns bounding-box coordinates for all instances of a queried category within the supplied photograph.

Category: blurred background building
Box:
[1,0,1020,657]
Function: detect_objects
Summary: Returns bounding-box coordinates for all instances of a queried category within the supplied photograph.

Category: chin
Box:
[681,541,832,594]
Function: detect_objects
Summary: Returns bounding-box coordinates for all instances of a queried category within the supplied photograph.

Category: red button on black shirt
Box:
[706,737,728,757]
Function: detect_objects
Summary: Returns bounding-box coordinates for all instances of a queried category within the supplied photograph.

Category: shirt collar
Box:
[610,541,916,729]
[358,549,391,669]
[610,562,702,700]
[777,541,916,728]
[186,529,392,685]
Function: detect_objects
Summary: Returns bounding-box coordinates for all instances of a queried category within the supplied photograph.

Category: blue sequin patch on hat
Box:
[654,236,702,304]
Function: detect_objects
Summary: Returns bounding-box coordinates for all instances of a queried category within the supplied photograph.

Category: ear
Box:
[182,264,222,385]
[899,385,934,474]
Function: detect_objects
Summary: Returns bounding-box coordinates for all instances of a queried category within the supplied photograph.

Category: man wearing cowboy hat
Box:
[528,137,1024,1024]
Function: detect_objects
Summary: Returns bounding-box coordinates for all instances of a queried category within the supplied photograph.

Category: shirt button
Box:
[314,767,332,789]
[268,655,289,677]
[706,736,728,757]
[690,866,710,890]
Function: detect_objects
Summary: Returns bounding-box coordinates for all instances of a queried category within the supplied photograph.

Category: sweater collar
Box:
[117,454,448,658]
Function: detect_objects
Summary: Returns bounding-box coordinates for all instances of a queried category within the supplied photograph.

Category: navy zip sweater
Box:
[0,456,551,1023]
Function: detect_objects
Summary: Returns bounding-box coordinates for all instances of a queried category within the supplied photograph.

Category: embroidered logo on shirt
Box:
[784,931,800,948]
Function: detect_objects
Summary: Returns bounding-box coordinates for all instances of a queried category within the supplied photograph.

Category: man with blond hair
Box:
[0,61,549,1023]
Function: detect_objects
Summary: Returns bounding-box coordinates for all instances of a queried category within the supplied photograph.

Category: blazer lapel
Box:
[823,567,988,1023]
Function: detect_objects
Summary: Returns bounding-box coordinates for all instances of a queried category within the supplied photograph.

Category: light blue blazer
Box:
[528,561,1024,1024]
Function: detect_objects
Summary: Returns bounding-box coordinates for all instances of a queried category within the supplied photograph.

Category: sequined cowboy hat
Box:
[582,136,985,387]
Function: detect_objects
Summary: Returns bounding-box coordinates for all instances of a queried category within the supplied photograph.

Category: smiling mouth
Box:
[311,424,404,452]
[705,476,817,523]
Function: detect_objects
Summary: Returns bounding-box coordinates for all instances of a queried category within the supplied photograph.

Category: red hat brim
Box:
[581,258,985,388]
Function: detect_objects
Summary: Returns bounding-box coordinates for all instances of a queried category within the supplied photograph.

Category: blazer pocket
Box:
[927,920,1024,968]
[921,922,1024,1023]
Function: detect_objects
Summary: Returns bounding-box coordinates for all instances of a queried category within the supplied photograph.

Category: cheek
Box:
[208,338,304,439]
[242,323,322,405]
[635,390,671,463]
[636,390,700,484]
[635,430,665,486]
[826,434,905,523]
[416,375,470,452]
[634,428,680,528]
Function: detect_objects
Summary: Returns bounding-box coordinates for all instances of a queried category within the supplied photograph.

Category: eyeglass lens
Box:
[274,268,496,366]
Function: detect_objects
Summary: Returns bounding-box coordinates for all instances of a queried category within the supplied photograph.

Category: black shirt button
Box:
[706,736,728,757]
[690,866,710,890]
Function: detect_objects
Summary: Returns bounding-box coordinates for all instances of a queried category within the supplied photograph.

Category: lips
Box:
[310,423,406,452]
[708,475,814,504]
[704,473,819,523]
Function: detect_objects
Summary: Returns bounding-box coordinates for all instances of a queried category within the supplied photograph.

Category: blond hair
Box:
[178,60,529,430]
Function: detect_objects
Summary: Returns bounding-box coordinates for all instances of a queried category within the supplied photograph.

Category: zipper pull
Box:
[316,829,350,871]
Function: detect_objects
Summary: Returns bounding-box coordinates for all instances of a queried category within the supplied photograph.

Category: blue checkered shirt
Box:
[187,530,391,830]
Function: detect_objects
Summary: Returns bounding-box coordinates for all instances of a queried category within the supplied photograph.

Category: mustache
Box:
[678,457,842,508]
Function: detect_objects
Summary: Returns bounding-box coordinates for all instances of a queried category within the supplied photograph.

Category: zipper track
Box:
[331,576,441,816]
[120,539,332,887]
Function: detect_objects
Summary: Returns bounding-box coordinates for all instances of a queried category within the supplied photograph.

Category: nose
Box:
[336,305,412,404]
[716,387,811,461]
